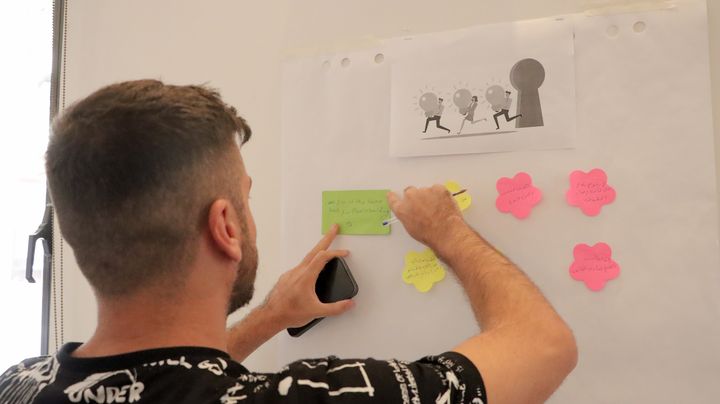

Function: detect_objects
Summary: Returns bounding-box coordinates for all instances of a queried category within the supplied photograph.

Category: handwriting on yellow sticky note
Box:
[402,248,446,293]
[445,180,471,211]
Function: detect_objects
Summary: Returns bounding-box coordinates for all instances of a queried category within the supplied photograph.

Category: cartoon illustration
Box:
[486,87,522,130]
[419,93,451,134]
[457,95,487,134]
[510,58,545,128]
[402,59,551,152]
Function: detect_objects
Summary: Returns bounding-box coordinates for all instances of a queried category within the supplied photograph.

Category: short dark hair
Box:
[47,80,252,296]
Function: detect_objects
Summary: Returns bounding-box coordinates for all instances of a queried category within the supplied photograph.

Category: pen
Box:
[382,189,467,226]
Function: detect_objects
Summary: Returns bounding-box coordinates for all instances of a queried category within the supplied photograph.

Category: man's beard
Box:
[227,215,259,315]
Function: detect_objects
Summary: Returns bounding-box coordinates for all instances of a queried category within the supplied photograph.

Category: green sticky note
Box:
[322,190,391,235]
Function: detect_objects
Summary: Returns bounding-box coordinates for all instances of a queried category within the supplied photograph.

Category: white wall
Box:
[53,0,720,373]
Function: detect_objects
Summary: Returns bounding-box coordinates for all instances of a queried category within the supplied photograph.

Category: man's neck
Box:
[73,289,228,358]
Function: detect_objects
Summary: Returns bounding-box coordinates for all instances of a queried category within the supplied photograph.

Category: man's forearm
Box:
[226,305,284,362]
[436,217,577,403]
[433,216,565,331]
[386,185,576,403]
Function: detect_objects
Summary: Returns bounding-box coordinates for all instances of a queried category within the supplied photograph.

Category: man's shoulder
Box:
[0,355,60,403]
[0,354,59,382]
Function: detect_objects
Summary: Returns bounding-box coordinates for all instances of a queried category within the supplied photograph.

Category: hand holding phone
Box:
[287,257,358,337]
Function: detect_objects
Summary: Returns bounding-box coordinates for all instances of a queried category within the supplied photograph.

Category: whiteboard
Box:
[279,2,720,403]
[55,0,720,402]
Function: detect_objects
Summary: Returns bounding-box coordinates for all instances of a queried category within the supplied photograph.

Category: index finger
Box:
[307,249,350,277]
[302,223,339,265]
[387,191,401,212]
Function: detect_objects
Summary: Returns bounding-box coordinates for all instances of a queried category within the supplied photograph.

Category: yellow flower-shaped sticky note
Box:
[445,180,471,211]
[402,248,446,292]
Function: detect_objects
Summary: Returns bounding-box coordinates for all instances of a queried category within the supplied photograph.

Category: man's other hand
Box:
[261,224,354,329]
[387,185,468,252]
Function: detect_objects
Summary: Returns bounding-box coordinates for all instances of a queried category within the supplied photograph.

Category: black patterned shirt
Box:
[0,342,486,404]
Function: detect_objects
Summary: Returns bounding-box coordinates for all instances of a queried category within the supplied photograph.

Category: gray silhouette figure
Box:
[492,91,521,130]
[423,98,451,133]
[510,58,545,128]
[457,96,487,134]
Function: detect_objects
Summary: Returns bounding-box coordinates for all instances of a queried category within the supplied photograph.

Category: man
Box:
[0,80,576,403]
[492,90,522,130]
[423,98,451,134]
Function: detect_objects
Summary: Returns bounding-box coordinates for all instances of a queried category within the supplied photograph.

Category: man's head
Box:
[47,80,258,313]
[438,98,444,104]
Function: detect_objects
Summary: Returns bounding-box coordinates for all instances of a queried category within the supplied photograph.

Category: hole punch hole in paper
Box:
[341,58,351,68]
[569,242,620,291]
[633,21,646,33]
[402,248,446,293]
[566,168,616,216]
[374,53,385,64]
[495,172,542,219]
[606,24,619,38]
[445,180,471,211]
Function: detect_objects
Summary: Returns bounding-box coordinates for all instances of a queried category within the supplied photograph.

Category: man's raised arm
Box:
[388,185,577,404]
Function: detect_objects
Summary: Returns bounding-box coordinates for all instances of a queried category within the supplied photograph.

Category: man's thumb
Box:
[322,300,355,317]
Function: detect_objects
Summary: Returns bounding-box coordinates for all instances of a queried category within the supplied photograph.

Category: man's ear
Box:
[207,199,243,262]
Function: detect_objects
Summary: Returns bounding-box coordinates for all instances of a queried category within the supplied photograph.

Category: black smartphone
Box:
[287,257,358,337]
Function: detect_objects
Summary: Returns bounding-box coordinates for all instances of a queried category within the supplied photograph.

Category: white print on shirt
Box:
[278,376,293,396]
[387,360,420,404]
[141,356,192,369]
[300,360,328,369]
[435,371,460,404]
[234,373,271,395]
[236,373,268,384]
[63,369,144,403]
[296,362,375,397]
[220,382,247,403]
[0,356,59,404]
[434,355,485,404]
[198,357,228,376]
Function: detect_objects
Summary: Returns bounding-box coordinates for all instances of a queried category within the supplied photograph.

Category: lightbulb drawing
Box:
[453,88,472,113]
[419,92,439,117]
[485,85,506,111]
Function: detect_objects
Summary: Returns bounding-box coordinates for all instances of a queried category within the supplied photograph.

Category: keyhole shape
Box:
[510,58,546,128]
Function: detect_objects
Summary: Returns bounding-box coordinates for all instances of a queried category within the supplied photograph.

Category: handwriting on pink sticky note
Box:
[569,243,620,291]
[566,169,616,216]
[495,172,542,219]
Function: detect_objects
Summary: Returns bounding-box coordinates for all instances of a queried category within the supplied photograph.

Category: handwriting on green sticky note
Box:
[322,190,391,235]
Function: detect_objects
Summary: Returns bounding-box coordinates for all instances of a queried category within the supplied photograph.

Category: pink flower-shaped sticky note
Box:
[495,172,542,219]
[566,169,616,216]
[569,242,620,291]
